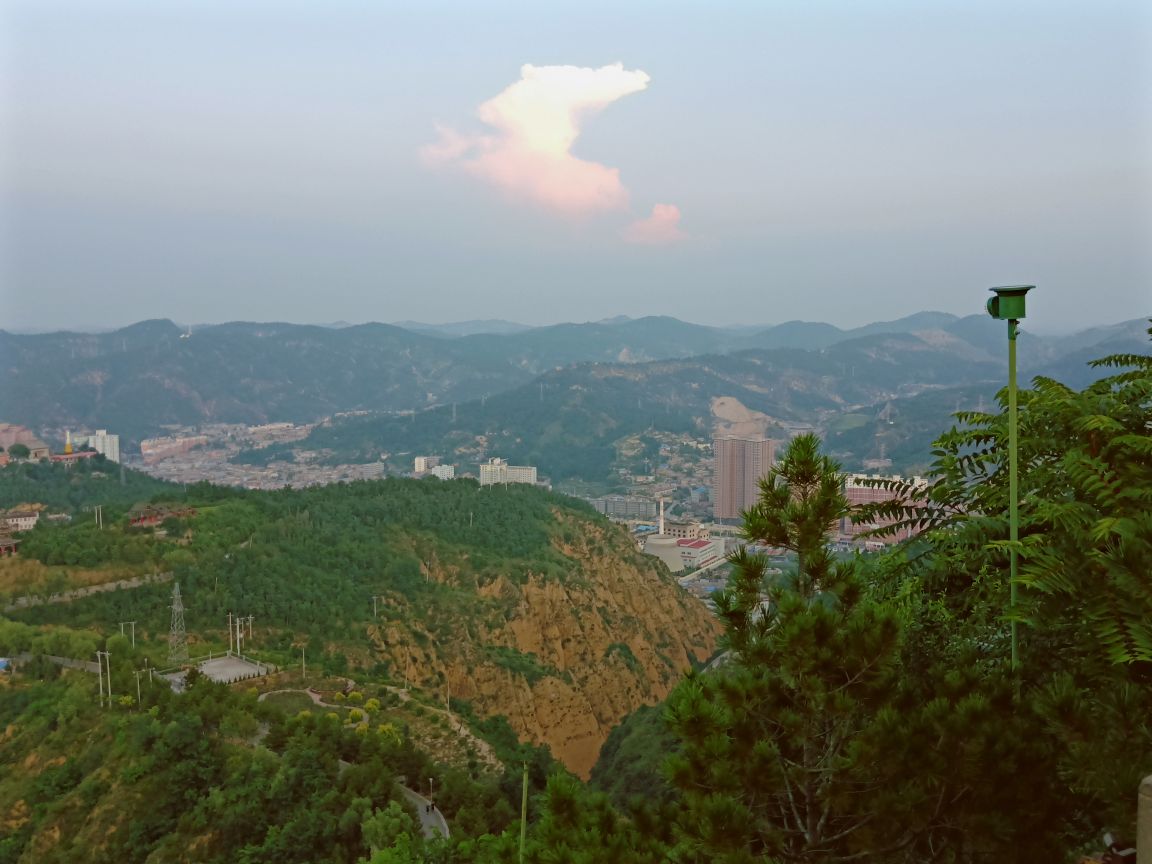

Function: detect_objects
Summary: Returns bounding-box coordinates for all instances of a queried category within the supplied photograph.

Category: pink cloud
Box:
[622,204,687,245]
[422,63,650,214]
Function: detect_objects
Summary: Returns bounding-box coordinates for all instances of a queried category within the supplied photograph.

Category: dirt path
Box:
[259,684,501,773]
[378,683,502,772]
[3,571,174,612]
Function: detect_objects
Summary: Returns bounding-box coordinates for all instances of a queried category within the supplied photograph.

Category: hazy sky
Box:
[3,0,1149,333]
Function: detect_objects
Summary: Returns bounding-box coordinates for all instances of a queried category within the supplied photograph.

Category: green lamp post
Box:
[987,285,1033,671]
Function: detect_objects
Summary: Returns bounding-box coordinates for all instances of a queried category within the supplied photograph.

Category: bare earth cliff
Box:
[370,515,721,778]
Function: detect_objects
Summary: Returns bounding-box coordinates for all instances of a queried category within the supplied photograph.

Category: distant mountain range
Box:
[2,314,1146,474]
[390,319,536,337]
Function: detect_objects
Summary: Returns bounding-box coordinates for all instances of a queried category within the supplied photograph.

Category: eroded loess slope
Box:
[369,515,721,778]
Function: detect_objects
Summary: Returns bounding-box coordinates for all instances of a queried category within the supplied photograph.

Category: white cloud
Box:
[622,204,686,245]
[423,63,651,214]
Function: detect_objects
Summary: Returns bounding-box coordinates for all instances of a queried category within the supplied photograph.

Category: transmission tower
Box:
[168,582,189,665]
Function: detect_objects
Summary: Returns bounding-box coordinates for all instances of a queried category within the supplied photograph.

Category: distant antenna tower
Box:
[168,582,189,665]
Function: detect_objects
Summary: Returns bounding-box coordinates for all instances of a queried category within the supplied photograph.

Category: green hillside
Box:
[3,477,598,652]
[239,334,1010,481]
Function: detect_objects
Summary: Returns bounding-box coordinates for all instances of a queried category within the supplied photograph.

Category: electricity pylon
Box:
[168,582,189,665]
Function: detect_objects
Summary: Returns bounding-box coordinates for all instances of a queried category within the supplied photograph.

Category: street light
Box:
[987,285,1033,671]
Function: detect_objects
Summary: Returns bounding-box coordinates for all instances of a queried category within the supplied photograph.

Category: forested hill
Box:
[0,471,720,776]
[235,332,1011,479]
[0,455,178,514]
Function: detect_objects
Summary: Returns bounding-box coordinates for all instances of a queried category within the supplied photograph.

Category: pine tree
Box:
[666,435,910,861]
[665,434,1069,862]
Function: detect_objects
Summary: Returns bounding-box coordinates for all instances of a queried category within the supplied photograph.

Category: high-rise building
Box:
[414,455,441,474]
[479,457,537,487]
[429,464,455,480]
[839,473,928,545]
[88,430,120,463]
[712,436,775,520]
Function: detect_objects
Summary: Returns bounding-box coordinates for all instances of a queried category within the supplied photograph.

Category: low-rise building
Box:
[588,495,658,520]
[664,519,708,540]
[128,504,197,528]
[0,423,50,460]
[428,464,455,480]
[140,435,209,463]
[677,537,722,570]
[3,510,40,532]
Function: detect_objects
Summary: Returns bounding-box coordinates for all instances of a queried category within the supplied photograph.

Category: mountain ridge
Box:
[3,315,1145,457]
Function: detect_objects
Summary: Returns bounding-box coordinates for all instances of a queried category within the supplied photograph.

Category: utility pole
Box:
[227,612,234,655]
[96,651,104,708]
[96,650,111,707]
[301,646,306,679]
[987,286,1033,673]
[119,621,136,647]
[245,615,254,639]
[133,669,145,709]
[372,595,384,618]
[519,761,529,864]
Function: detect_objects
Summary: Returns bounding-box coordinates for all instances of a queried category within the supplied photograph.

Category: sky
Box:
[2,0,1150,334]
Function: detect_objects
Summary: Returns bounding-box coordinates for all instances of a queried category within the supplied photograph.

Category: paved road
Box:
[399,785,450,840]
[4,571,174,613]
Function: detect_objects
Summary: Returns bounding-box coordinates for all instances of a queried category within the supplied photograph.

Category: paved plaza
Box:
[198,655,270,684]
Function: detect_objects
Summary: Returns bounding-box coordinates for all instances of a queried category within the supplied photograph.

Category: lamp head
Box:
[987,285,1033,320]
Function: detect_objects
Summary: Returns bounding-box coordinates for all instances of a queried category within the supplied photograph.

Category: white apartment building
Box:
[88,429,121,463]
[414,455,441,474]
[429,464,455,480]
[479,457,537,487]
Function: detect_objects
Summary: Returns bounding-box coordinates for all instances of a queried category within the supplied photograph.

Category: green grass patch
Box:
[606,642,642,675]
[260,690,316,715]
[827,413,871,433]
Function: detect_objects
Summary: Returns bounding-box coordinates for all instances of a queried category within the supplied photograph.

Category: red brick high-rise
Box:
[712,436,775,521]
